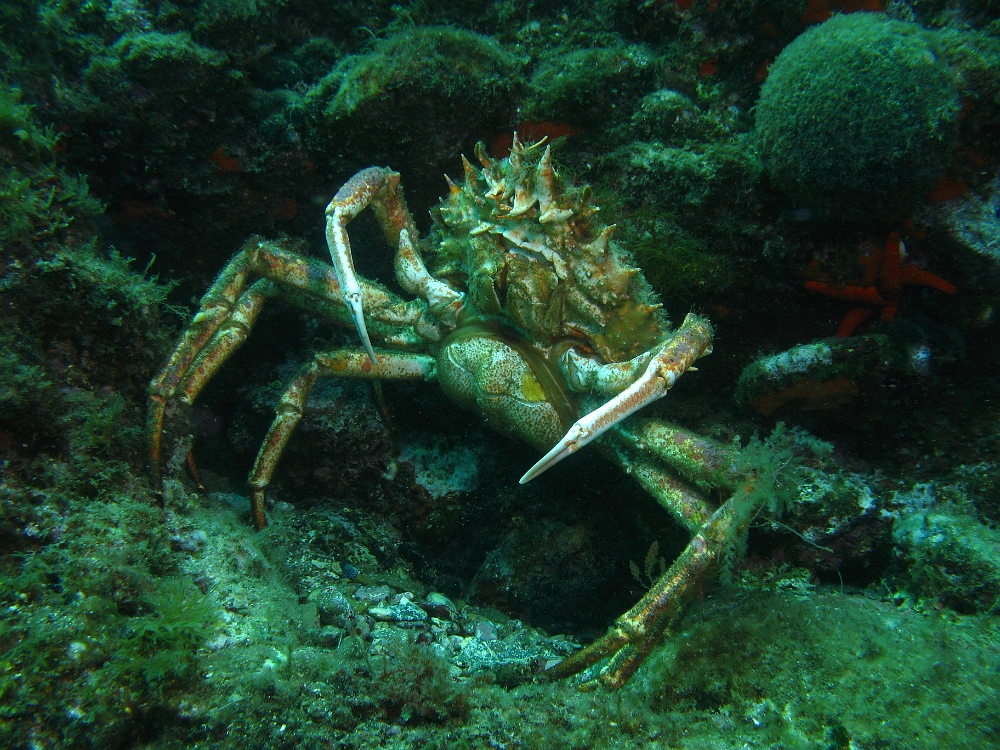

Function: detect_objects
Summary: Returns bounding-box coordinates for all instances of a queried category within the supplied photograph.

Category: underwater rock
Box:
[353,584,392,604]
[368,593,429,625]
[645,588,1000,749]
[453,635,541,686]
[601,138,761,227]
[296,26,518,178]
[237,376,395,509]
[521,43,653,127]
[314,588,355,627]
[735,335,911,416]
[472,519,606,634]
[921,173,1000,284]
[777,466,891,582]
[628,89,707,144]
[397,433,482,499]
[84,31,229,95]
[755,13,961,220]
[893,505,1000,613]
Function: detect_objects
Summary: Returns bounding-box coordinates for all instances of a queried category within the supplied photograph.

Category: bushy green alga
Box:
[755,13,961,220]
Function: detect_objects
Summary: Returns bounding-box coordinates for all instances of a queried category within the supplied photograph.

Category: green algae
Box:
[755,13,961,221]
[640,589,1000,750]
[297,25,518,174]
[84,31,229,92]
[0,83,100,248]
[0,493,209,747]
[894,504,1000,614]
[7,475,989,750]
[520,42,654,127]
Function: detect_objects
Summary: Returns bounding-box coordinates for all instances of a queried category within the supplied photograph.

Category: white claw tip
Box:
[520,434,582,483]
[346,291,377,364]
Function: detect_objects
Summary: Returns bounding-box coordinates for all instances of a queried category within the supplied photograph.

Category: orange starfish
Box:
[805,232,957,337]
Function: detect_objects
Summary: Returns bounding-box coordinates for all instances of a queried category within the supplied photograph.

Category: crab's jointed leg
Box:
[602,429,716,534]
[541,479,759,689]
[247,348,436,529]
[520,313,713,483]
[148,238,436,485]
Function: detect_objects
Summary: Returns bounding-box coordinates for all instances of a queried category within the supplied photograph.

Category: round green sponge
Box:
[755,13,960,221]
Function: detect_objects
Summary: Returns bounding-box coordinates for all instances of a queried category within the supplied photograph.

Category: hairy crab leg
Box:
[602,419,741,531]
[611,419,740,491]
[178,279,274,405]
[148,248,261,480]
[247,349,436,529]
[541,482,758,689]
[520,314,713,483]
[602,442,717,533]
[395,227,465,327]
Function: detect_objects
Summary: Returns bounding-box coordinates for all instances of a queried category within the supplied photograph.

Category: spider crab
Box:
[148,134,759,689]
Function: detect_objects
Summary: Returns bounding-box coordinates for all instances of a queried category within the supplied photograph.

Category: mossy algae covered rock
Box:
[520,43,653,127]
[297,26,518,176]
[84,31,229,94]
[755,13,960,221]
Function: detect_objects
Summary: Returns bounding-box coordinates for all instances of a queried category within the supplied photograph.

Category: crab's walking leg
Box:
[148,238,437,487]
[541,483,758,689]
[395,228,465,327]
[247,349,436,529]
[603,444,717,533]
[147,253,263,482]
[179,280,274,405]
[521,314,713,483]
[603,418,741,528]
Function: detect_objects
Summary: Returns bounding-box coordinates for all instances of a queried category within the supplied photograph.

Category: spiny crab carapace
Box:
[149,134,758,689]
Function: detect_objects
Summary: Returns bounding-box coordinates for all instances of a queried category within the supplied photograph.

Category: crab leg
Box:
[395,227,465,327]
[602,439,718,533]
[325,167,464,362]
[178,279,274,405]
[247,348,437,529]
[602,417,739,545]
[148,249,262,480]
[610,419,739,495]
[520,314,713,483]
[148,238,435,481]
[541,481,758,689]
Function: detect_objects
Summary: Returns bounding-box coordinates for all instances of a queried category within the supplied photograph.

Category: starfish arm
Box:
[804,281,893,306]
[899,267,958,295]
[836,307,875,337]
[879,232,903,298]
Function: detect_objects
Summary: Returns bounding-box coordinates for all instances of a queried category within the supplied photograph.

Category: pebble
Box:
[368,595,428,624]
[354,584,392,603]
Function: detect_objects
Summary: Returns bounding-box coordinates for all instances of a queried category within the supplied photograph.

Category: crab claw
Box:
[344,288,377,363]
[326,167,392,364]
[520,314,713,484]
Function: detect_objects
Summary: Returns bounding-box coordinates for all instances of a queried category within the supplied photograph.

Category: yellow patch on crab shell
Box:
[519,370,547,403]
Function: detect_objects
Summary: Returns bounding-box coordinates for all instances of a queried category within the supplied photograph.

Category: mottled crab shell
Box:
[427,137,669,363]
